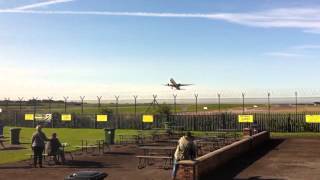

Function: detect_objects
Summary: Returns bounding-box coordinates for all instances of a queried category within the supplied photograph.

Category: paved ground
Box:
[0,144,171,180]
[208,138,320,180]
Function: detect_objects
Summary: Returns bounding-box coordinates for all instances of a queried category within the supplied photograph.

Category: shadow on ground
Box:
[203,138,285,180]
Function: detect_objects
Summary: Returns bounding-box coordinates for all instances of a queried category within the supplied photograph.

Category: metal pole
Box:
[134,95,138,116]
[267,92,271,114]
[217,93,221,113]
[63,96,69,113]
[242,93,245,114]
[4,98,9,111]
[47,97,53,113]
[97,96,102,113]
[195,94,198,114]
[80,96,85,114]
[295,91,298,115]
[115,96,120,128]
[33,97,38,128]
[173,94,177,114]
[18,97,24,113]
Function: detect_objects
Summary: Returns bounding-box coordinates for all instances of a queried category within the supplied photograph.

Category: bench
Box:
[136,155,173,169]
[26,153,56,166]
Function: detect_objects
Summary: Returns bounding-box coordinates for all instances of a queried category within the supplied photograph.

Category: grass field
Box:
[0,127,158,164]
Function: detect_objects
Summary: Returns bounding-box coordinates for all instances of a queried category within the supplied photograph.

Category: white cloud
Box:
[13,0,74,10]
[1,7,320,33]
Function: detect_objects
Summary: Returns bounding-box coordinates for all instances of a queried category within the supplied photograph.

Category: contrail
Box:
[0,7,320,33]
[14,0,74,10]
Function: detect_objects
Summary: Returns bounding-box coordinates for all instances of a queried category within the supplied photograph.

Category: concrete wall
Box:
[176,131,270,180]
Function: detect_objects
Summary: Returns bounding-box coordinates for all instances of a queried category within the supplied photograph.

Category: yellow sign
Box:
[306,115,320,123]
[142,115,154,123]
[25,114,34,121]
[238,115,254,123]
[61,114,72,121]
[97,115,108,122]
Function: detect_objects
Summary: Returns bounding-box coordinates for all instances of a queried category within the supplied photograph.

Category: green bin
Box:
[104,128,115,145]
[10,128,21,145]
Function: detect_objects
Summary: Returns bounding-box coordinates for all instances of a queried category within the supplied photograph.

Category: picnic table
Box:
[0,139,7,149]
[137,146,175,169]
[74,140,98,154]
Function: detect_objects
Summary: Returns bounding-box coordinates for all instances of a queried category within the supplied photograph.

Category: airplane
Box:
[164,78,193,90]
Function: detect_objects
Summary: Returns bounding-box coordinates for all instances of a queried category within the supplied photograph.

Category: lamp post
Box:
[115,96,120,128]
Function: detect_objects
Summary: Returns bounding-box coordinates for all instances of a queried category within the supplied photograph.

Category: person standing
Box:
[31,125,49,168]
[172,131,197,179]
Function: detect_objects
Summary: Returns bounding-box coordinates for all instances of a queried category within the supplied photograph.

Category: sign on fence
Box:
[35,114,52,122]
[25,114,34,121]
[142,115,154,123]
[97,115,108,122]
[306,115,320,123]
[61,114,72,121]
[238,115,254,123]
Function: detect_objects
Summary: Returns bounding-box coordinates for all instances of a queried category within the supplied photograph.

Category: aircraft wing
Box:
[178,84,193,86]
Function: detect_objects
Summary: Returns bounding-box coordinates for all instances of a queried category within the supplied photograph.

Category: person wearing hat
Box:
[172,131,197,179]
[31,125,49,168]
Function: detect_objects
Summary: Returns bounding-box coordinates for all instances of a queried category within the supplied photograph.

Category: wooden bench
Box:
[136,155,172,169]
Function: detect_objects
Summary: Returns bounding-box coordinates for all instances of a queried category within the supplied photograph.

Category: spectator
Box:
[31,125,49,168]
[46,133,66,164]
[172,131,197,179]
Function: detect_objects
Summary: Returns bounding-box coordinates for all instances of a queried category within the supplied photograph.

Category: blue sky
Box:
[1,0,320,100]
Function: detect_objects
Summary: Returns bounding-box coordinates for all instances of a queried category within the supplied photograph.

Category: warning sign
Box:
[142,115,154,123]
[238,115,254,123]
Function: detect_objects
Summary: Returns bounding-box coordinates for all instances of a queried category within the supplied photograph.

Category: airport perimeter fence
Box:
[1,111,320,132]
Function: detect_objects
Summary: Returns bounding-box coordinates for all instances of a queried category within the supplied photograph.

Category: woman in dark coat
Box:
[46,133,66,164]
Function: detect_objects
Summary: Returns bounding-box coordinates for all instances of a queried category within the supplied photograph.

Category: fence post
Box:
[63,96,69,113]
[80,96,85,114]
[217,93,221,113]
[115,96,120,128]
[32,97,38,128]
[242,93,245,114]
[194,94,198,114]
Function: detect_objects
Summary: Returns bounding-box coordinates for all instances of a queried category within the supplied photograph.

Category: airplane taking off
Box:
[164,78,193,90]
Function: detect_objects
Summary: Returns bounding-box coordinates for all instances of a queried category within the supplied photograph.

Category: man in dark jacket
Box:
[46,133,65,164]
[31,125,49,168]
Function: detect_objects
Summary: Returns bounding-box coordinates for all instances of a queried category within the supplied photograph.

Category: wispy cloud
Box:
[13,0,74,10]
[292,44,320,50]
[1,6,320,33]
[265,52,304,58]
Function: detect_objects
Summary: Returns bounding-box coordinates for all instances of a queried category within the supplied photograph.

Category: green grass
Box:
[271,132,320,138]
[0,127,164,164]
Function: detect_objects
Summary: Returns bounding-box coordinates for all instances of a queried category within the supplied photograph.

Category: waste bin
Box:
[0,123,4,137]
[104,128,115,145]
[65,171,108,180]
[10,128,21,144]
